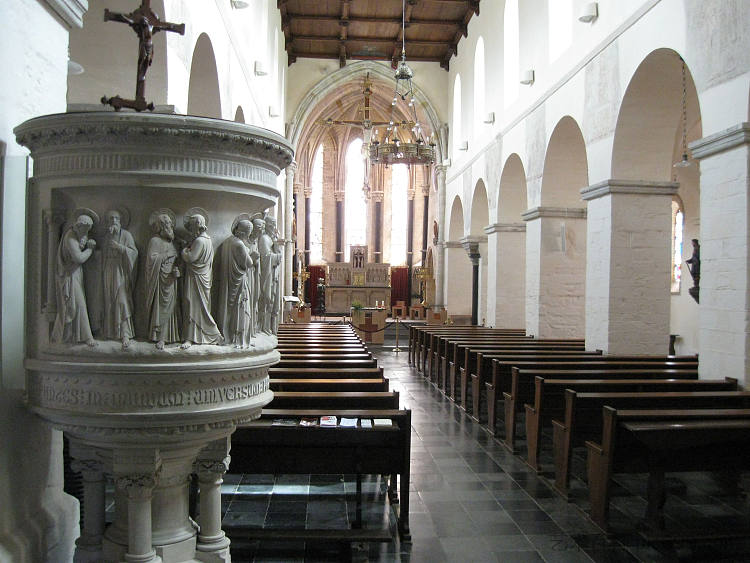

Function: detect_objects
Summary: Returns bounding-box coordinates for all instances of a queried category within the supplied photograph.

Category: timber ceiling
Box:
[279,0,481,70]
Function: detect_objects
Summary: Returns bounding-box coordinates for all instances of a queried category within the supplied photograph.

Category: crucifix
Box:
[101,0,185,112]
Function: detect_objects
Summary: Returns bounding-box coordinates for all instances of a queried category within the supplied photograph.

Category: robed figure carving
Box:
[181,208,222,348]
[144,209,181,349]
[257,213,282,334]
[216,216,257,348]
[249,216,264,329]
[263,213,283,334]
[51,209,98,346]
[101,209,138,348]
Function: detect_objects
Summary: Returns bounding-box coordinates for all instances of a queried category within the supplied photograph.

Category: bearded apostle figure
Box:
[144,209,181,349]
[216,215,256,347]
[101,208,138,348]
[51,209,98,346]
[180,208,222,348]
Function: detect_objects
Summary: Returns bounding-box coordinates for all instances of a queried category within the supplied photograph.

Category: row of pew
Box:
[408,325,750,539]
[228,323,412,543]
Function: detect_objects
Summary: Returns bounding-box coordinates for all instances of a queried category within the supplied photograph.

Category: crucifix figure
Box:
[101,0,185,112]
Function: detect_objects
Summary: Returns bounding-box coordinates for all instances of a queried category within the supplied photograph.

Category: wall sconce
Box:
[483,112,495,124]
[458,141,468,151]
[254,61,267,76]
[578,2,598,23]
[520,69,535,85]
[268,105,279,117]
[231,0,249,8]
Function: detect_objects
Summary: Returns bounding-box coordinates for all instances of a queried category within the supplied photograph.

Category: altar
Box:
[325,246,391,314]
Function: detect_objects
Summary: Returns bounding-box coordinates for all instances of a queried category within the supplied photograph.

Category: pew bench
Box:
[269,367,384,379]
[586,407,750,536]
[266,391,400,410]
[269,378,390,392]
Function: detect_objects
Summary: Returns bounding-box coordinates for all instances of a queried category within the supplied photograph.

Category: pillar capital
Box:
[286,160,298,174]
[116,473,159,500]
[459,235,485,262]
[521,206,587,221]
[580,179,678,201]
[434,164,448,178]
[690,122,750,160]
[484,222,526,234]
[303,186,313,198]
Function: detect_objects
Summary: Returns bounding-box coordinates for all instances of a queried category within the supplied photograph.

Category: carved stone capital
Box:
[407,188,416,201]
[370,192,384,203]
[421,183,431,197]
[71,458,103,479]
[195,457,231,479]
[116,473,158,499]
[434,164,448,178]
[334,191,346,202]
[303,186,313,198]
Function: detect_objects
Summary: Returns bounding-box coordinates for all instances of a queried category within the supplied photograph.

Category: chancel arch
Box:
[187,33,222,119]
[486,154,528,328]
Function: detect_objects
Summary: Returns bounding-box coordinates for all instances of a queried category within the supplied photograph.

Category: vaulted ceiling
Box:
[278,0,481,70]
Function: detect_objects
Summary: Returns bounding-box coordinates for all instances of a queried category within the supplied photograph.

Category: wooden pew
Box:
[410,326,523,371]
[485,356,699,437]
[586,407,750,535]
[524,374,735,471]
[269,367,384,379]
[266,391,400,410]
[230,408,412,540]
[500,359,699,450]
[426,332,532,380]
[552,390,750,499]
[275,359,378,369]
[270,378,389,392]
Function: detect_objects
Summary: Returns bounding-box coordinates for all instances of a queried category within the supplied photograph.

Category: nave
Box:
[218,331,750,563]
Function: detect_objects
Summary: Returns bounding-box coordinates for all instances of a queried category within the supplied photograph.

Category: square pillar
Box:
[522,207,587,338]
[691,124,750,382]
[484,223,526,329]
[581,181,678,354]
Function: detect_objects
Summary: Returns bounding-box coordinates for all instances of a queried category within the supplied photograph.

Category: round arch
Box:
[470,180,489,235]
[498,154,527,222]
[234,106,245,123]
[187,33,222,119]
[446,195,471,317]
[540,116,588,206]
[448,195,465,240]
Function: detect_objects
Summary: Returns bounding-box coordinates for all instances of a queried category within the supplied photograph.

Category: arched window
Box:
[474,37,486,134]
[309,144,324,264]
[345,139,367,256]
[504,0,519,107]
[548,0,573,61]
[390,164,408,266]
[452,74,462,155]
[671,198,684,293]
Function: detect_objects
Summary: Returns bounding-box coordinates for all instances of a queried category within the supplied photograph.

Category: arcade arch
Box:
[187,33,222,118]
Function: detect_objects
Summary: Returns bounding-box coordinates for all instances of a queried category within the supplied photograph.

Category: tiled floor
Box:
[221,329,750,562]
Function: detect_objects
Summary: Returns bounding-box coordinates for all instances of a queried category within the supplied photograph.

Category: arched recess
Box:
[187,33,222,118]
[540,116,588,206]
[471,180,490,323]
[612,50,702,354]
[446,196,471,317]
[487,154,528,328]
[234,106,245,123]
[68,0,168,107]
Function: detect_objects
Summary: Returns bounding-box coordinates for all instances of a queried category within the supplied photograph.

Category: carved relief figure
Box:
[144,209,181,349]
[101,209,139,348]
[51,209,98,346]
[180,208,222,348]
[216,216,256,348]
[263,212,283,334]
[249,215,265,330]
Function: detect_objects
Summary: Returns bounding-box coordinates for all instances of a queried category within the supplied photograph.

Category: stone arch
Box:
[187,33,222,118]
[612,48,700,181]
[497,153,527,223]
[67,0,169,107]
[470,180,489,235]
[540,116,588,206]
[234,106,245,123]
[446,196,471,317]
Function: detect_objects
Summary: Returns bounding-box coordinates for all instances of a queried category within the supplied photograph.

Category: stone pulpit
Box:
[15,112,292,563]
[325,245,391,313]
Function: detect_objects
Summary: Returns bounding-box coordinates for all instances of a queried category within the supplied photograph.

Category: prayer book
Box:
[360,419,372,428]
[339,417,358,427]
[299,417,318,427]
[272,418,297,427]
[320,415,338,427]
[373,418,392,427]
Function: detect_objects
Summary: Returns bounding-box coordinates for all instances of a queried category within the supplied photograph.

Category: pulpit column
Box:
[691,124,750,382]
[582,180,677,354]
[71,449,105,563]
[195,438,231,561]
[522,206,587,338]
[116,472,160,563]
[434,164,448,309]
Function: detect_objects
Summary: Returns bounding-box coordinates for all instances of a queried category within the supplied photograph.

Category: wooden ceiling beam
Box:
[290,51,444,64]
[293,35,448,48]
[284,14,464,27]
[339,0,350,67]
[392,0,417,64]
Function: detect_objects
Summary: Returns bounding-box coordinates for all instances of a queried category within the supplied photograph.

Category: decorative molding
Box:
[689,123,750,160]
[444,241,463,249]
[521,206,587,221]
[43,0,88,29]
[370,192,384,203]
[580,179,679,201]
[484,222,526,234]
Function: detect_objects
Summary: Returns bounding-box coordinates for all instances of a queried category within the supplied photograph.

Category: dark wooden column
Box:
[304,187,311,268]
[373,196,382,263]
[335,197,344,262]
[470,251,480,325]
[422,188,430,264]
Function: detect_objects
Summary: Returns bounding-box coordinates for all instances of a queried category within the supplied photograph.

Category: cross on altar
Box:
[101,0,185,112]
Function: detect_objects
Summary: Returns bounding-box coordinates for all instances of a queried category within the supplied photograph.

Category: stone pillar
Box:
[690,124,750,382]
[71,453,105,563]
[372,193,383,263]
[195,438,231,562]
[522,207,587,338]
[484,223,526,328]
[284,162,297,296]
[335,192,345,262]
[421,180,431,266]
[407,185,415,300]
[434,164,448,309]
[582,180,677,354]
[116,472,160,563]
[461,238,482,325]
[304,186,312,267]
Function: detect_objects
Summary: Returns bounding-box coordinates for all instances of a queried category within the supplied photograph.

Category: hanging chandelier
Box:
[369,0,436,167]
